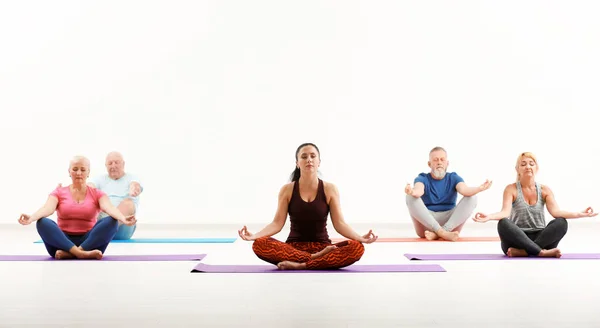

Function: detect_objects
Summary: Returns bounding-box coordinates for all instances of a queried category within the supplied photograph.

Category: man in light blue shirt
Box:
[89,151,143,240]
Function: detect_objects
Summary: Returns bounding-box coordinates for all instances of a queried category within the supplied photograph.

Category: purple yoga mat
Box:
[0,254,206,261]
[191,263,446,273]
[404,253,600,260]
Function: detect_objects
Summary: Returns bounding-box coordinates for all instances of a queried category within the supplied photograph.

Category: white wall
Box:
[1,1,599,226]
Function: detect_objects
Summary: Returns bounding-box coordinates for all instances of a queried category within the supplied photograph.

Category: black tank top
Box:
[285,179,331,243]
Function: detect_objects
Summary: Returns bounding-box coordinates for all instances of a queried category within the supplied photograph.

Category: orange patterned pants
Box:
[252,237,365,269]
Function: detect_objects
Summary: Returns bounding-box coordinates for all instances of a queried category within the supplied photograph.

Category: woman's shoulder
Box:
[87,186,106,198]
[321,180,339,194]
[539,183,553,197]
[278,181,295,197]
[503,183,518,193]
[50,185,69,196]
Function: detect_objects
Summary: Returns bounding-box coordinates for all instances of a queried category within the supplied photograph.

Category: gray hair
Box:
[429,146,447,155]
[69,155,90,168]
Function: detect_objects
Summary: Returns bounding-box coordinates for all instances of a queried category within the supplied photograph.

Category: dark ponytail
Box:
[289,142,320,182]
[290,167,301,182]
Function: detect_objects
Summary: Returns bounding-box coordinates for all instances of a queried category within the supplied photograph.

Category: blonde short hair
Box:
[515,152,538,181]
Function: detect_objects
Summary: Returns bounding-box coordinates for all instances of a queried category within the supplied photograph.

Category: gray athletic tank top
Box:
[509,181,546,231]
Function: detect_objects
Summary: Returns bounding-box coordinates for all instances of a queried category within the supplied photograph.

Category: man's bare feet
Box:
[507,247,528,257]
[539,248,562,258]
[424,231,439,240]
[310,245,337,260]
[55,250,74,260]
[437,230,459,242]
[277,261,308,270]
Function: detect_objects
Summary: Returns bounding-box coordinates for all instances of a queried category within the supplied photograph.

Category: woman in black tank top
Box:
[237,143,378,270]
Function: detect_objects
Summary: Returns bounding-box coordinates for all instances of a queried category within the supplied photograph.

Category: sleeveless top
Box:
[509,181,546,231]
[285,179,331,243]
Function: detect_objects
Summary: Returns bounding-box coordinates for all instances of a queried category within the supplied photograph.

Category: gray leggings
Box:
[497,218,568,255]
[405,195,477,237]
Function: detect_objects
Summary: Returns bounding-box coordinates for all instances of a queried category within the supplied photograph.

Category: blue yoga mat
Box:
[34,238,237,244]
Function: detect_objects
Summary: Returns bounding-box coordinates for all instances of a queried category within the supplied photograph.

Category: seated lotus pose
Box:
[405,146,492,241]
[90,151,143,240]
[473,152,597,258]
[18,156,137,260]
[238,142,378,270]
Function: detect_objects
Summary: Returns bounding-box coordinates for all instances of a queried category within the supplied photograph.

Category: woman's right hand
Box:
[18,214,33,225]
[238,226,256,241]
[472,212,490,223]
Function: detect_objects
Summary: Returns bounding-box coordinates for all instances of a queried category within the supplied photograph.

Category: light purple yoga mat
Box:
[191,263,446,273]
[405,253,600,260]
[0,254,206,261]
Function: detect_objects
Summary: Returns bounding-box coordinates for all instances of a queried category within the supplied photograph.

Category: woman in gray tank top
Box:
[472,152,596,257]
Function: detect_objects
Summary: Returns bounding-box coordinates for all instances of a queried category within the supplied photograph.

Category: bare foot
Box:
[539,248,562,258]
[75,249,103,260]
[424,231,439,240]
[310,245,337,260]
[438,230,459,242]
[277,261,307,270]
[55,250,75,260]
[507,247,528,257]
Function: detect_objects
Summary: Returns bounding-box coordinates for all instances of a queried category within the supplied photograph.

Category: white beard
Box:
[432,168,446,179]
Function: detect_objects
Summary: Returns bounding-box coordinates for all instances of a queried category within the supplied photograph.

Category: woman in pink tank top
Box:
[238,143,378,270]
[18,156,137,260]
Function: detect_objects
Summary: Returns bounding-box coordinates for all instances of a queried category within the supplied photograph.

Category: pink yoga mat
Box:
[0,254,207,261]
[191,263,446,273]
[331,236,500,243]
[404,253,600,260]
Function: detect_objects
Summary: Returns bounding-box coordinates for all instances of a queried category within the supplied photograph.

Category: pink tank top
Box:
[50,186,106,234]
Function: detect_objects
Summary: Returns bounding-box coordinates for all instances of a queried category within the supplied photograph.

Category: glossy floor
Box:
[1,221,599,327]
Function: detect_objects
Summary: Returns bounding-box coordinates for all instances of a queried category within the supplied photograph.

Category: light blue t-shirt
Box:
[414,172,463,212]
[92,173,143,215]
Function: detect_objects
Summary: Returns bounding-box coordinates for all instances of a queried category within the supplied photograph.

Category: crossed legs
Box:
[406,195,477,241]
[497,218,567,257]
[36,217,119,259]
[252,237,365,270]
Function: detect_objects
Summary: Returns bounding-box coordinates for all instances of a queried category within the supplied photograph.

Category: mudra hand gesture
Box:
[479,179,493,191]
[121,215,137,226]
[238,226,256,241]
[358,229,378,243]
[579,207,598,217]
[472,212,490,223]
[129,183,142,197]
[18,214,33,225]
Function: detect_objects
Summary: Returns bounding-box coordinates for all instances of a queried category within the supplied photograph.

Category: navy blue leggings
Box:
[36,217,119,257]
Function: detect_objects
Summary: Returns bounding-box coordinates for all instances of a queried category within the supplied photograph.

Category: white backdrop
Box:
[1,0,598,225]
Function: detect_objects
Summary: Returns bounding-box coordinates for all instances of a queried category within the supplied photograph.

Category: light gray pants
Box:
[405,195,477,238]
